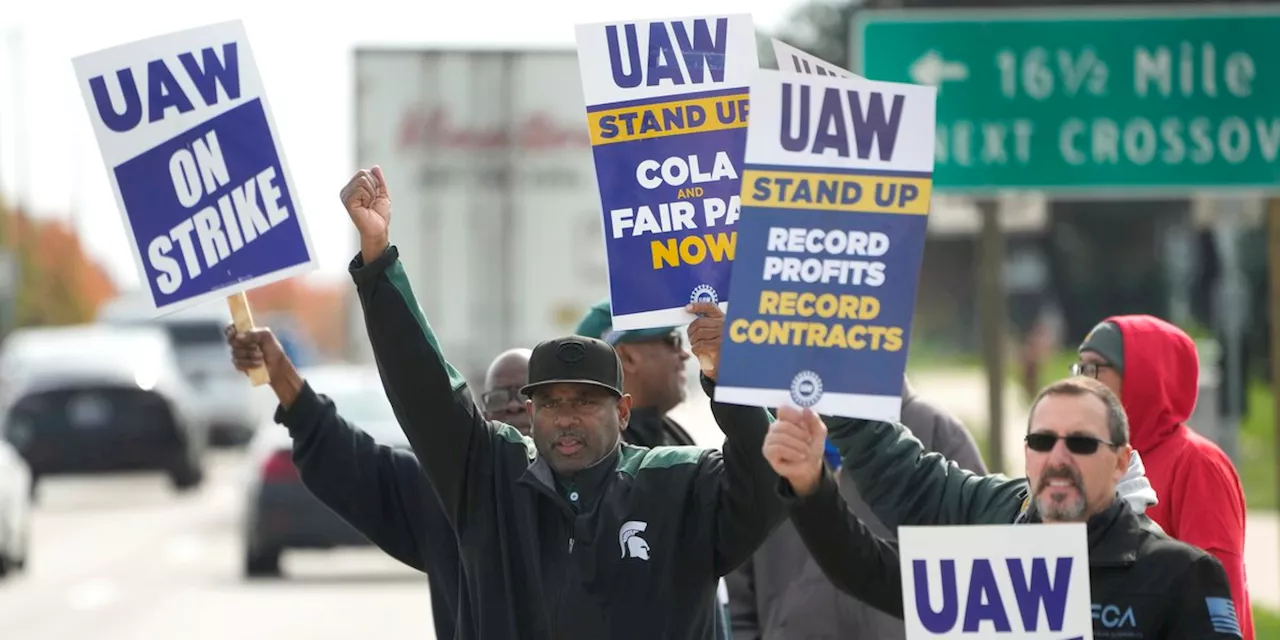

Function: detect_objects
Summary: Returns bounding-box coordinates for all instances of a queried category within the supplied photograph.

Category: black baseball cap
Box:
[520,336,624,398]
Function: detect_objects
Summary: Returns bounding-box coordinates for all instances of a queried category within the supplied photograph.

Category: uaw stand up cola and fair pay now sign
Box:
[900,525,1093,640]
[575,14,757,330]
[73,21,316,385]
[713,63,935,422]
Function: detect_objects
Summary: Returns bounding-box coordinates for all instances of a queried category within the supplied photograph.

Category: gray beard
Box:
[1035,493,1087,522]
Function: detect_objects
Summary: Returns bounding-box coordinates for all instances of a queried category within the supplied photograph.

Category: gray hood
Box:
[1117,449,1159,514]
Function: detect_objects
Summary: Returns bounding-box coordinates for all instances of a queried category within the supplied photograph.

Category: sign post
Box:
[853,5,1280,196]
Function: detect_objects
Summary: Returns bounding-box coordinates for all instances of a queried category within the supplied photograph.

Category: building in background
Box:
[348,48,609,387]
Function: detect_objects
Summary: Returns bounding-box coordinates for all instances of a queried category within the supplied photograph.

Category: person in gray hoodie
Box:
[724,376,1161,640]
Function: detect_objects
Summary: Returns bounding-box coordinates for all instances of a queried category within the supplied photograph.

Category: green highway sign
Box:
[852,5,1280,195]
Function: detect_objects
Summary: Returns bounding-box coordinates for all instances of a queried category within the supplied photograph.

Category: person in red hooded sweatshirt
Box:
[1075,314,1252,639]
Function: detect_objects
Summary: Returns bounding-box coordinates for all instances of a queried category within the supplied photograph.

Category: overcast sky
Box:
[0,1,800,293]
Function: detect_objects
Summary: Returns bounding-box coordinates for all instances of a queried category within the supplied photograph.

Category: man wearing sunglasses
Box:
[769,377,1241,638]
[1075,315,1252,639]
[574,299,697,448]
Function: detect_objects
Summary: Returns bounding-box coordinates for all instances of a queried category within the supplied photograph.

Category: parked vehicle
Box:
[0,324,207,497]
[0,437,31,577]
[240,364,404,578]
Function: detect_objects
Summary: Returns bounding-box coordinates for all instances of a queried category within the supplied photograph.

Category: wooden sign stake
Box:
[227,291,270,387]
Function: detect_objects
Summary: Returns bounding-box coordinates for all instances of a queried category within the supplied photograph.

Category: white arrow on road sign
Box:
[909,50,969,89]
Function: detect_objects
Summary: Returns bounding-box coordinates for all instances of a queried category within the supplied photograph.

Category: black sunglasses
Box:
[1069,362,1112,379]
[1025,432,1116,455]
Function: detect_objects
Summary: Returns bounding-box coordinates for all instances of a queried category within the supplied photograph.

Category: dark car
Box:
[239,364,407,578]
[97,294,262,448]
[0,325,208,497]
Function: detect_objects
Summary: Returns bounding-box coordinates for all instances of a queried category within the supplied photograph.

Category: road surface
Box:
[0,452,436,640]
[4,368,1273,638]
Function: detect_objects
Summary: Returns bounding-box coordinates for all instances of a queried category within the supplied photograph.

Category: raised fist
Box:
[340,166,392,261]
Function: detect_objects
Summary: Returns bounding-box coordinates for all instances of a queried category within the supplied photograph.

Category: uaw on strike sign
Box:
[73,21,317,316]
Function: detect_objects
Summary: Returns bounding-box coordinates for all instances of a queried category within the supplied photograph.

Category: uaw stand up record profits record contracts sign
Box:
[73,20,318,317]
[575,14,758,330]
[714,67,936,422]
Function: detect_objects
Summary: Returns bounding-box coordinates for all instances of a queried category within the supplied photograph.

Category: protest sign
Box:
[73,21,316,383]
[771,39,859,80]
[713,68,937,421]
[575,14,757,330]
[898,524,1093,640]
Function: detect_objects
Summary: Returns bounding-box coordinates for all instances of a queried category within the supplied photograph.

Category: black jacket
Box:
[623,407,734,640]
[625,406,696,448]
[726,381,988,640]
[351,246,785,640]
[278,384,461,640]
[786,468,1245,639]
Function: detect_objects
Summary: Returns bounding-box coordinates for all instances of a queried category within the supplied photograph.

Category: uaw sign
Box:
[899,524,1093,640]
[73,20,317,316]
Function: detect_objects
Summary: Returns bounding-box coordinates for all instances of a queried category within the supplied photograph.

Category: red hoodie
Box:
[1107,315,1252,639]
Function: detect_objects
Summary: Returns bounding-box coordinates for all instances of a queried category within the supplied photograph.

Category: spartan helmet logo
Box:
[619,520,650,560]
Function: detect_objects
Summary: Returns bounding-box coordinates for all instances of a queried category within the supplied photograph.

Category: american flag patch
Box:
[1205,597,1242,637]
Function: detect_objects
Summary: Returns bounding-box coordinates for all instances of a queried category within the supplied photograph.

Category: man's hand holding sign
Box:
[761,405,826,496]
[72,20,317,386]
[686,301,725,378]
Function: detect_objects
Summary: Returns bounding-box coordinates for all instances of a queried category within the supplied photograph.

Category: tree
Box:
[245,278,347,359]
[0,205,116,333]
[767,0,863,71]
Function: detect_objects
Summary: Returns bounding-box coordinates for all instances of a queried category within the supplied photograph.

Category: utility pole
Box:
[1268,197,1280,585]
[978,199,1006,474]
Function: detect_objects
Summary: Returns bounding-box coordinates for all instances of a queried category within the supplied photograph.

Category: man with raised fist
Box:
[338,165,784,639]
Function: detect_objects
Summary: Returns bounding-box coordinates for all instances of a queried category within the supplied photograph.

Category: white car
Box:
[0,324,208,496]
[97,293,262,445]
[0,437,31,577]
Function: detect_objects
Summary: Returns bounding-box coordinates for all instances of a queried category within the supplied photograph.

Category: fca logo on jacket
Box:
[1092,603,1137,629]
